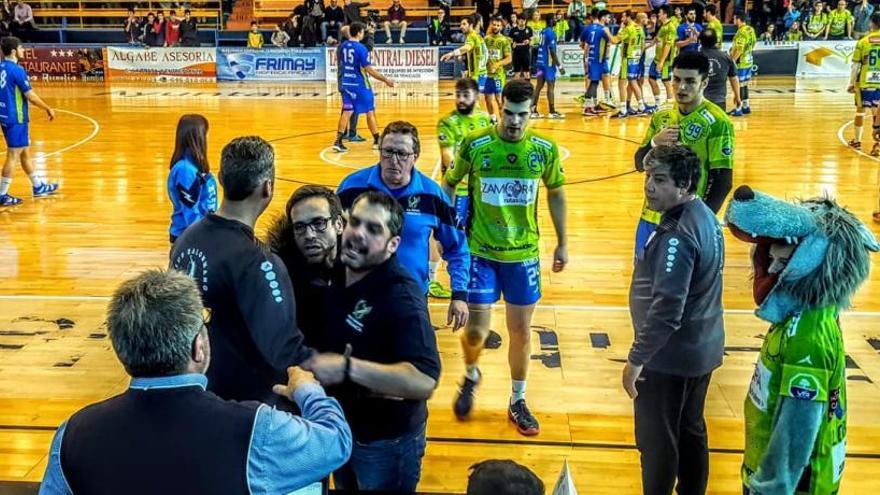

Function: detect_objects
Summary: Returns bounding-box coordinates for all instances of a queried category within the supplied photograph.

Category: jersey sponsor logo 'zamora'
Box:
[480,178,539,206]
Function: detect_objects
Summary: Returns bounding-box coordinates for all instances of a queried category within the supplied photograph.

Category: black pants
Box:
[634,369,712,495]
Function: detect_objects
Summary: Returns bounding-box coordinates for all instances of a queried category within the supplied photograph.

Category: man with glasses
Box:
[267,185,346,346]
[171,136,313,409]
[337,121,470,331]
[38,269,351,495]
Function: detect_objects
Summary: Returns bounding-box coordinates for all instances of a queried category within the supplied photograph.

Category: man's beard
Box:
[342,237,389,272]
[457,102,476,115]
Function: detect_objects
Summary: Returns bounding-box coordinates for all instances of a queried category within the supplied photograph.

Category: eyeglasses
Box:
[380,148,415,161]
[293,217,333,236]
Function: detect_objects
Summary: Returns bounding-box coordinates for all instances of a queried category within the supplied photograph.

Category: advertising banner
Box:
[558,43,645,79]
[216,47,325,81]
[796,40,856,78]
[20,47,104,82]
[105,46,217,82]
[326,46,438,82]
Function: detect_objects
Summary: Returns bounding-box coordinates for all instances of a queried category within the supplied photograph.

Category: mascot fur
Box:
[725,185,879,494]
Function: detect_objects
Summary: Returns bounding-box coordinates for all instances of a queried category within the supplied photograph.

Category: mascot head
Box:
[725,185,880,323]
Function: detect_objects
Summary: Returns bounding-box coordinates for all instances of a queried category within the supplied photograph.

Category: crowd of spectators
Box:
[123,7,200,46]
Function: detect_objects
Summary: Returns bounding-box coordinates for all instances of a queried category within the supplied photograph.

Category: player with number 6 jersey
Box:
[848,13,880,162]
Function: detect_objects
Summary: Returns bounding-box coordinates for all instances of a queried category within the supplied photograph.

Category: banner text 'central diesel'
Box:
[326,46,438,82]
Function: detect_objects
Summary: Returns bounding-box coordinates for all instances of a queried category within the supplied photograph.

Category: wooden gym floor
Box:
[1,77,880,493]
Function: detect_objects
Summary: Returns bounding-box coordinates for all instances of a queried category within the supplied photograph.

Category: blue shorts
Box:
[453,193,469,228]
[483,76,503,94]
[649,61,671,81]
[626,60,642,80]
[476,74,487,93]
[536,65,557,82]
[634,218,659,260]
[1,123,29,148]
[857,88,880,108]
[737,67,753,83]
[468,256,541,305]
[341,87,375,114]
[587,61,609,82]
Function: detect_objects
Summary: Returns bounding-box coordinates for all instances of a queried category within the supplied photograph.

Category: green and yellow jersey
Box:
[742,307,847,495]
[445,126,565,262]
[705,17,724,47]
[806,12,829,37]
[485,33,513,79]
[466,31,488,79]
[827,8,853,36]
[854,31,880,89]
[733,24,757,69]
[787,30,804,41]
[639,100,734,223]
[656,20,678,66]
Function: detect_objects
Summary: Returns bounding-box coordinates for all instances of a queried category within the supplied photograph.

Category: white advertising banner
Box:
[796,40,857,78]
[105,46,217,82]
[325,46,439,82]
[558,43,654,79]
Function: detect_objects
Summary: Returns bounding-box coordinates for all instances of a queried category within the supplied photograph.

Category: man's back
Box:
[170,214,310,405]
[582,23,609,62]
[629,199,725,377]
[702,47,735,107]
[0,59,30,125]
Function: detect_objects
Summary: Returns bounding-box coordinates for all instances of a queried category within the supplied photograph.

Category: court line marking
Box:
[0,109,100,160]
[5,294,880,317]
[837,120,880,162]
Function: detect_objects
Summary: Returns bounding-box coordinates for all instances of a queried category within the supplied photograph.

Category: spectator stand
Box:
[30,0,222,30]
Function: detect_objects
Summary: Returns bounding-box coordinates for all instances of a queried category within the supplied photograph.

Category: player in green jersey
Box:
[805,2,829,39]
[440,15,489,90]
[443,80,567,436]
[729,12,757,116]
[648,6,677,109]
[484,16,513,119]
[633,51,734,257]
[615,10,635,116]
[825,0,854,39]
[704,3,724,48]
[614,12,648,117]
[426,78,495,298]
[848,14,880,161]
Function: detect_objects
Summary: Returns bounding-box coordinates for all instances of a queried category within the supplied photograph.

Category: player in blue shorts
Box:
[580,10,618,115]
[332,22,395,153]
[0,37,58,207]
[532,14,565,119]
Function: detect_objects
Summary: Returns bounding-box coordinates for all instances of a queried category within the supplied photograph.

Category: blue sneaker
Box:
[0,194,22,206]
[611,111,629,119]
[742,107,752,114]
[729,108,744,117]
[347,134,367,142]
[643,105,657,114]
[33,182,58,197]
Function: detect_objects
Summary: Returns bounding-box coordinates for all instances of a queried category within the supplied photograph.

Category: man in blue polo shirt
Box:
[0,36,58,207]
[337,121,470,331]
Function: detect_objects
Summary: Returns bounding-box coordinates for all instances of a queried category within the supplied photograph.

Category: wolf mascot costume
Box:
[725,185,879,494]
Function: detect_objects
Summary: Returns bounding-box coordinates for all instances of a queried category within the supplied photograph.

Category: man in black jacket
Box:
[178,9,199,46]
[170,136,313,409]
[266,185,345,346]
[323,0,346,42]
[624,144,725,495]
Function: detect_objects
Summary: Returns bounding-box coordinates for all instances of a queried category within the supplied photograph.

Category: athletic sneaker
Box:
[530,111,543,119]
[508,399,540,436]
[0,194,22,206]
[547,112,565,120]
[848,139,862,150]
[742,107,752,114]
[33,182,58,197]
[643,105,658,114]
[582,107,599,116]
[347,134,367,143]
[598,101,616,111]
[454,370,481,420]
[332,141,349,153]
[427,280,452,299]
[575,95,586,104]
[372,141,379,150]
[871,143,880,157]
[611,111,629,119]
[729,108,744,117]
[873,211,880,223]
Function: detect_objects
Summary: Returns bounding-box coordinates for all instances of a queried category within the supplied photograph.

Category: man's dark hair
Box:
[250,20,258,26]
[686,6,696,14]
[286,185,343,221]
[127,6,135,13]
[352,190,405,237]
[699,28,718,49]
[466,460,544,495]
[657,5,671,17]
[0,36,20,57]
[872,11,880,29]
[502,79,534,104]
[467,13,481,27]
[734,11,750,23]
[184,8,191,14]
[644,145,702,194]
[219,136,275,201]
[673,51,710,78]
[380,120,421,156]
[455,77,479,93]
[544,12,555,26]
[492,15,504,23]
[705,3,717,15]
[350,21,365,37]
[597,9,611,20]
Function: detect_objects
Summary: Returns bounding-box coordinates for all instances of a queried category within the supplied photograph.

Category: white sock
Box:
[0,177,11,196]
[638,99,646,111]
[28,172,42,187]
[428,261,439,282]
[510,380,526,404]
[743,99,750,109]
[856,125,865,142]
[656,95,665,106]
[465,365,480,382]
